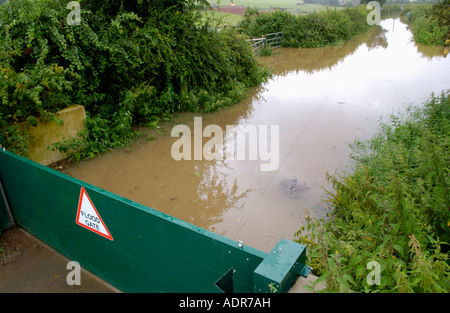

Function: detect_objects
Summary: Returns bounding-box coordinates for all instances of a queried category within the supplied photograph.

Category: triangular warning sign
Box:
[76,187,113,241]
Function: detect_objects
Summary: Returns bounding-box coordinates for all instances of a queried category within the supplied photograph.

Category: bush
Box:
[0,0,269,161]
[239,6,373,48]
[296,92,450,292]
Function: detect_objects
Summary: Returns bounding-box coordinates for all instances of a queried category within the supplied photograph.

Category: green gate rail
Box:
[0,149,311,293]
[0,177,13,230]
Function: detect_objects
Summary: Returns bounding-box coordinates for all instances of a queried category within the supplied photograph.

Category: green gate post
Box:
[253,239,312,293]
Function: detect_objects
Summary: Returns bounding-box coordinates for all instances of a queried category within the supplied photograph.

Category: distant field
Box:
[205,1,337,26]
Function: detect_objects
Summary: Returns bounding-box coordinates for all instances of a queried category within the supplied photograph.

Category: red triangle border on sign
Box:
[76,187,114,241]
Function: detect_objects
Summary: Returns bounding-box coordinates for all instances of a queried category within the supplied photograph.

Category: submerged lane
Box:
[63,19,450,253]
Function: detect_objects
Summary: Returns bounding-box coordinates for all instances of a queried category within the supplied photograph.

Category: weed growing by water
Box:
[296,91,450,292]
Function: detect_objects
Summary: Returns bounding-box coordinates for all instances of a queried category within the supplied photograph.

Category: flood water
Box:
[63,18,450,253]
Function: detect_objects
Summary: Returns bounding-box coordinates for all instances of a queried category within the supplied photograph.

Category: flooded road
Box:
[63,19,450,253]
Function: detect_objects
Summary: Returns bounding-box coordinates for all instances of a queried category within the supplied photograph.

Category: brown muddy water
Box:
[62,19,450,253]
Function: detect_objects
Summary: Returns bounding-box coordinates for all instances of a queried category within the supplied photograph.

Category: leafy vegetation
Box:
[296,92,450,292]
[401,2,450,46]
[0,0,269,162]
[239,6,373,48]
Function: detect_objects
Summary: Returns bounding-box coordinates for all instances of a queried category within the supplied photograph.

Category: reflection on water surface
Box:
[63,19,450,252]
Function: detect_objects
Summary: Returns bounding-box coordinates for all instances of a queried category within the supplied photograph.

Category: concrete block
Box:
[18,105,86,165]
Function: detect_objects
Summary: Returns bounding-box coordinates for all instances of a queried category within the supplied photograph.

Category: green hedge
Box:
[401,4,449,46]
[239,6,372,48]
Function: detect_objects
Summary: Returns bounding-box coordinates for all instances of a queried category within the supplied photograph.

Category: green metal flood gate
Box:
[0,149,311,293]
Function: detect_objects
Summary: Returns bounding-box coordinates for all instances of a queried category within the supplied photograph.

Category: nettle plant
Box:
[296,92,450,293]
